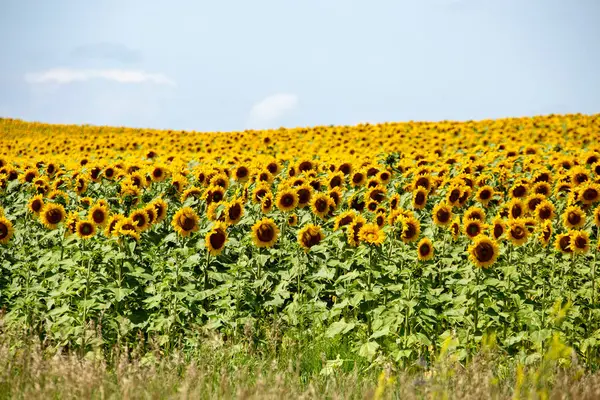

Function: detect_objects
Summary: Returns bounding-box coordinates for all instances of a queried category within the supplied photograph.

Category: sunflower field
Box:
[1,114,600,371]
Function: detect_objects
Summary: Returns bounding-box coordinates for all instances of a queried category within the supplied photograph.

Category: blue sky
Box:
[1,0,599,131]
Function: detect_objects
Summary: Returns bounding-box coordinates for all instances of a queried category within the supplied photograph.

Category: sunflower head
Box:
[225,199,244,225]
[400,216,421,243]
[358,223,385,246]
[432,202,453,227]
[569,229,590,254]
[0,217,15,245]
[131,209,151,231]
[76,220,96,239]
[40,203,66,229]
[492,217,506,241]
[172,207,200,237]
[28,195,44,215]
[468,236,499,269]
[463,219,485,240]
[476,185,495,206]
[554,233,572,254]
[412,188,428,210]
[311,193,334,220]
[562,205,585,229]
[251,218,280,248]
[298,223,325,251]
[206,222,228,256]
[579,182,600,205]
[334,211,356,231]
[89,204,109,227]
[287,213,298,226]
[417,238,434,261]
[538,221,552,247]
[450,217,461,241]
[152,198,169,223]
[535,200,555,222]
[105,214,125,237]
[464,206,486,223]
[276,189,299,212]
[507,218,529,246]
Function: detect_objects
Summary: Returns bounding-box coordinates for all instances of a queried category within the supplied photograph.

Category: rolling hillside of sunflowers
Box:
[1,113,600,388]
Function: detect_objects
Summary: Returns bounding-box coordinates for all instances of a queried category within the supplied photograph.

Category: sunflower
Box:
[225,199,244,225]
[261,192,274,213]
[463,206,486,223]
[412,188,428,210]
[350,170,366,187]
[251,218,280,248]
[28,195,44,215]
[296,184,313,208]
[181,186,203,203]
[432,202,453,226]
[579,182,600,205]
[562,205,585,229]
[311,193,334,219]
[417,238,434,261]
[298,223,324,251]
[507,218,529,246]
[207,203,223,222]
[210,173,230,189]
[288,213,298,226]
[358,223,385,246]
[89,204,109,226]
[468,236,499,269]
[205,222,228,256]
[554,233,572,254]
[457,187,472,208]
[144,204,156,225]
[450,217,461,240]
[507,198,525,220]
[150,165,167,182]
[276,189,299,212]
[571,166,590,186]
[327,172,344,189]
[525,194,545,214]
[115,218,141,241]
[74,175,89,196]
[0,217,14,244]
[531,182,551,197]
[535,200,555,222]
[446,185,463,206]
[328,187,343,209]
[347,216,367,247]
[539,221,552,247]
[475,185,495,206]
[400,216,421,243]
[365,186,387,204]
[40,203,66,229]
[172,207,200,237]
[205,185,226,205]
[152,198,168,223]
[594,206,600,227]
[76,220,96,239]
[492,217,506,241]
[509,181,528,198]
[334,210,356,231]
[120,184,140,206]
[131,209,151,231]
[389,194,401,211]
[234,165,251,182]
[375,213,386,228]
[570,230,590,254]
[464,219,486,240]
[105,214,125,237]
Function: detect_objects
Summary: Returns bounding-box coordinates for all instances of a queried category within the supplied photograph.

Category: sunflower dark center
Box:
[467,223,480,236]
[575,174,588,184]
[419,243,431,256]
[179,215,195,231]
[121,223,136,232]
[209,230,226,250]
[153,169,163,178]
[133,214,146,227]
[236,167,248,178]
[511,205,523,218]
[583,188,598,201]
[513,186,526,198]
[256,224,275,243]
[436,209,450,223]
[212,192,223,203]
[480,190,491,200]
[404,223,416,239]
[415,192,426,205]
[80,223,93,235]
[559,236,571,252]
[228,204,242,220]
[370,190,384,202]
[31,199,43,212]
[511,226,526,239]
[493,224,504,239]
[528,198,542,210]
[568,212,581,225]
[0,223,8,239]
[339,216,353,227]
[475,242,494,262]
[575,237,587,249]
[315,198,328,213]
[330,176,342,188]
[298,189,310,204]
[449,189,460,203]
[281,194,295,207]
[303,231,322,247]
[46,209,63,224]
[92,210,106,224]
[352,173,364,184]
[298,161,312,172]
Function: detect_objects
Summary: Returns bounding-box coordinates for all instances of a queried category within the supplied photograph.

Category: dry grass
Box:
[2,336,600,400]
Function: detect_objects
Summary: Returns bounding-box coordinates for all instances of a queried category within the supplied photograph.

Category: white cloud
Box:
[247,93,298,128]
[25,68,175,86]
